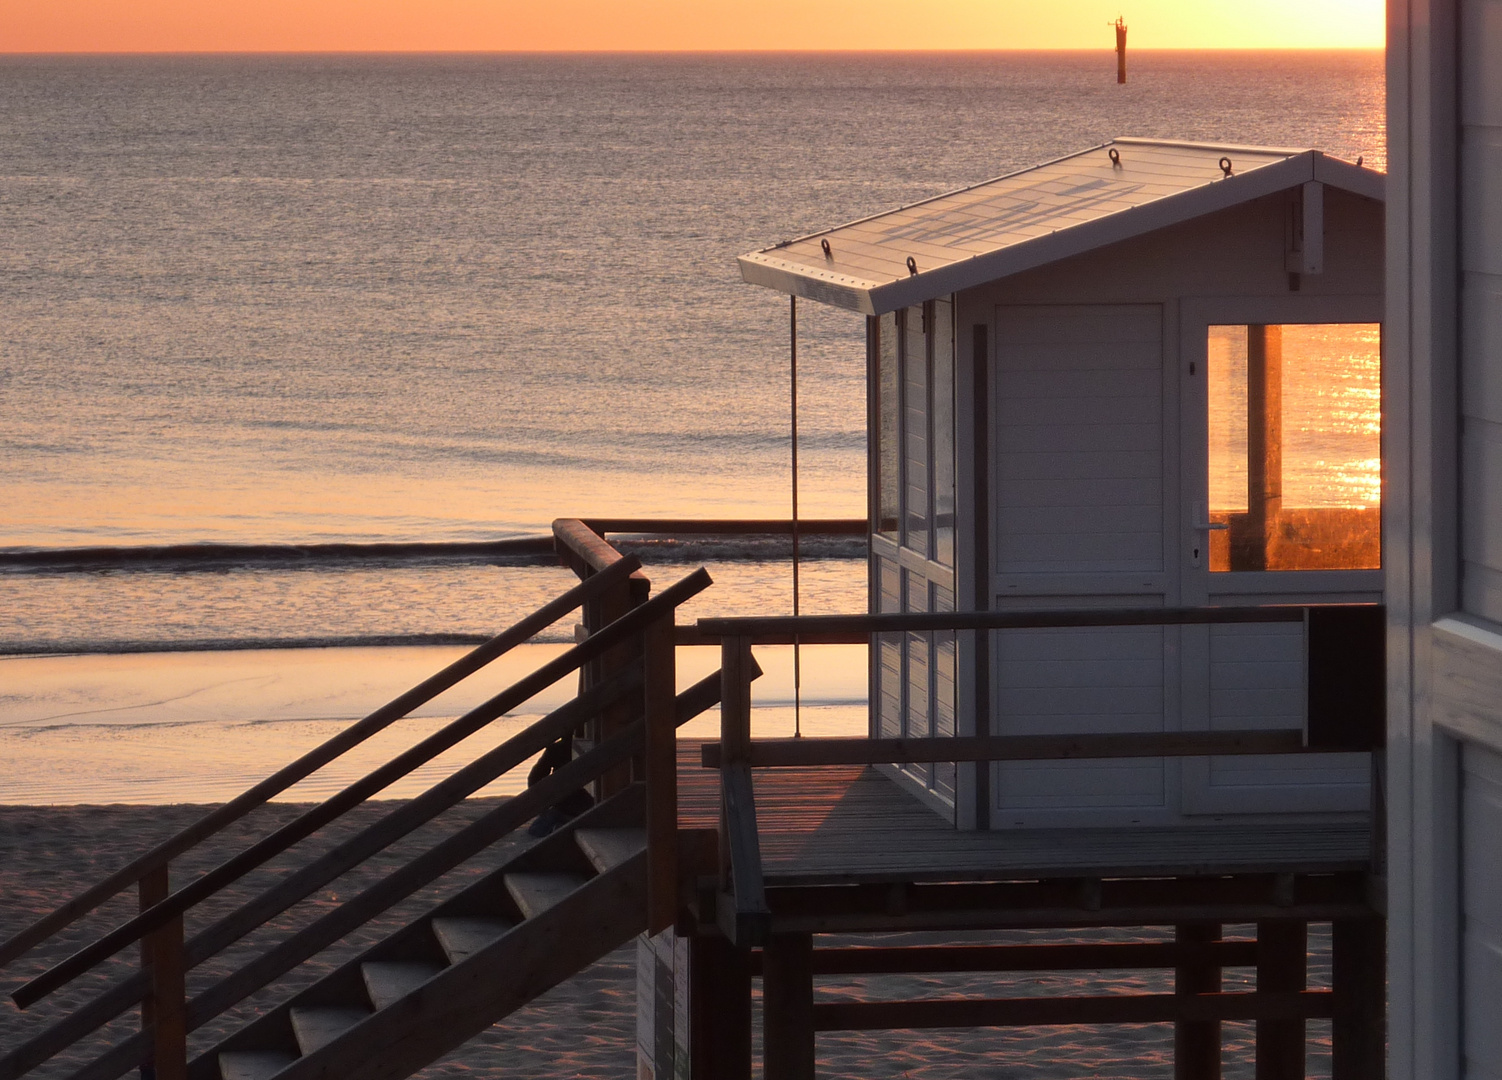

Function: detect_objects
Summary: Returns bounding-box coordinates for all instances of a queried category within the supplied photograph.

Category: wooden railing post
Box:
[719,635,752,891]
[644,611,678,935]
[138,866,185,1080]
[593,557,648,800]
[717,636,769,944]
[762,933,815,1080]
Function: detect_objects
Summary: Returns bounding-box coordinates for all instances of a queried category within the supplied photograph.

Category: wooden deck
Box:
[677,741,1372,886]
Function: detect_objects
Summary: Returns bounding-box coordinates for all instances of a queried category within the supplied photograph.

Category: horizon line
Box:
[0,46,1387,56]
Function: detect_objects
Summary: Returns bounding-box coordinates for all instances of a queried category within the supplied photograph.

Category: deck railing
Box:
[0,549,722,1080]
[550,519,786,933]
[695,604,1386,944]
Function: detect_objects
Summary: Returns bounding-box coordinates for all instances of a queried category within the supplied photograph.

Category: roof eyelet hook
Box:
[906,256,918,276]
[1219,156,1234,178]
[1108,147,1121,168]
[821,238,832,259]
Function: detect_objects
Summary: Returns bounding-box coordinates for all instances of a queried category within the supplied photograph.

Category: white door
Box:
[989,304,1179,828]
[1177,311,1381,815]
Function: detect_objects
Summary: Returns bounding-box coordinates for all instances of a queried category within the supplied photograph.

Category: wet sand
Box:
[0,644,868,805]
[0,803,1333,1079]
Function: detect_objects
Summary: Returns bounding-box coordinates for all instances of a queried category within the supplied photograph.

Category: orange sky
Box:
[2,0,1385,53]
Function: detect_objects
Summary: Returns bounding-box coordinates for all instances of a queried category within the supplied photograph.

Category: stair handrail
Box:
[13,566,709,1011]
[176,672,726,1080]
[0,672,644,1080]
[0,554,643,976]
[9,678,700,1080]
[0,568,715,1080]
[552,518,691,933]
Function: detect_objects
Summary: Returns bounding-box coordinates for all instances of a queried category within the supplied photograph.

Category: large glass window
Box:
[876,311,900,537]
[903,306,930,555]
[1207,323,1381,571]
[932,299,956,566]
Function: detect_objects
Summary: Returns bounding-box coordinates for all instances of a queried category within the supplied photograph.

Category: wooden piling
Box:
[1175,922,1223,1080]
[1331,916,1386,1080]
[690,933,752,1080]
[763,933,816,1080]
[1255,919,1307,1080]
[1115,17,1128,84]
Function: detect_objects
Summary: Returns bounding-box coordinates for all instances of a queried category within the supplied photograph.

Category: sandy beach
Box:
[1,801,1334,1079]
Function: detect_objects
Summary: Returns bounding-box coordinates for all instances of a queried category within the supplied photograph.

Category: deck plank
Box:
[676,741,1370,884]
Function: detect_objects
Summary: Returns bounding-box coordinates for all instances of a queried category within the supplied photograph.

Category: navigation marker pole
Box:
[1113,16,1128,83]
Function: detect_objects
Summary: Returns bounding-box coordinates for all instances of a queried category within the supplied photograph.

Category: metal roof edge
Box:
[1112,136,1313,157]
[861,155,1319,314]
[737,255,875,314]
[1312,153,1386,200]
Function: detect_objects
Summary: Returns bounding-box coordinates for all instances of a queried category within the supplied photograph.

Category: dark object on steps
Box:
[527,738,595,837]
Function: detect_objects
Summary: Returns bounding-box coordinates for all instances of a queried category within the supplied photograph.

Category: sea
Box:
[0,51,1385,804]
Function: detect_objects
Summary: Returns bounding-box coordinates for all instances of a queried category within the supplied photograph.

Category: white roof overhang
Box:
[737,138,1385,316]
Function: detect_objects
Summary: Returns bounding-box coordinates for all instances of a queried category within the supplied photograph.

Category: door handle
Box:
[1193,522,1229,532]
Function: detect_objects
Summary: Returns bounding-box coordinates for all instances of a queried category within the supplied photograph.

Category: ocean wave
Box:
[0,632,575,657]
[0,540,558,573]
[0,534,867,574]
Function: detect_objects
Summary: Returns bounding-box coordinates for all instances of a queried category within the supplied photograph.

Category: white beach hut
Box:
[740,138,1386,831]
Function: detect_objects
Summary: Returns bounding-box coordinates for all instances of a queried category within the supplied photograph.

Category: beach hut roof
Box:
[737,138,1384,316]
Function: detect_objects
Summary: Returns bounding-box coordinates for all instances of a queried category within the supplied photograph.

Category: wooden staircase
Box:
[0,520,726,1080]
[209,787,650,1080]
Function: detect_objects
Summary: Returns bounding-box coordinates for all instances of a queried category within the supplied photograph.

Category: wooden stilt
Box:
[691,933,752,1080]
[1175,922,1222,1080]
[763,933,816,1080]
[1331,916,1385,1080]
[1255,919,1306,1080]
[138,865,186,1080]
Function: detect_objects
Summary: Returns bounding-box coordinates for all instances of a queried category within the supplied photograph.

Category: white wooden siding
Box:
[1462,741,1502,1079]
[904,573,932,790]
[1189,623,1368,812]
[990,303,1170,824]
[992,623,1168,814]
[1388,3,1502,1075]
[1461,0,1502,625]
[904,308,930,555]
[994,305,1164,575]
[876,557,902,740]
[933,584,958,801]
[1456,10,1502,1070]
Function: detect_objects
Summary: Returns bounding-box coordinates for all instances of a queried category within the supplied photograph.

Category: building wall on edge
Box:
[1387,0,1502,1076]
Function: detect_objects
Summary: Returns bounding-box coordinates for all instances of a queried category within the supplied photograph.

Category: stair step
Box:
[574,828,646,874]
[504,871,590,919]
[289,1006,371,1056]
[430,915,514,965]
[362,960,444,1010]
[219,1051,297,1080]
